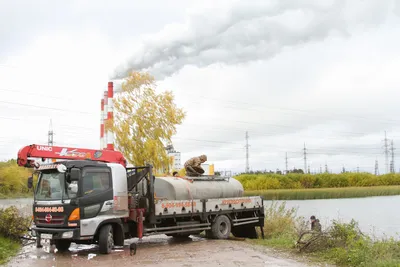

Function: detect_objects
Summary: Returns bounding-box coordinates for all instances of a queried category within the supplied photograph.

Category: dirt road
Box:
[6,235,329,267]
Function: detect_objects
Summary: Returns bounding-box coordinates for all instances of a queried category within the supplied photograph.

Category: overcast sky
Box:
[1,0,400,174]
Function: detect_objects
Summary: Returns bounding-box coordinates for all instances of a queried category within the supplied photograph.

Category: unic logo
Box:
[37,146,52,151]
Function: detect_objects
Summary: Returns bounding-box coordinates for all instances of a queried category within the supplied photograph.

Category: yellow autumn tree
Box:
[112,71,185,171]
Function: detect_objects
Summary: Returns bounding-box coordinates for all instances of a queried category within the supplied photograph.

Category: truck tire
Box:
[54,240,71,252]
[211,215,231,239]
[98,224,114,254]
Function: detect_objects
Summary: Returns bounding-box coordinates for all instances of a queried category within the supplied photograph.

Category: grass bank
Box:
[235,172,400,190]
[0,236,20,264]
[244,185,400,200]
[251,202,400,266]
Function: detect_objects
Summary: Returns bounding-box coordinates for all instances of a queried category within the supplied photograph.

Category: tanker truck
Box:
[17,144,265,254]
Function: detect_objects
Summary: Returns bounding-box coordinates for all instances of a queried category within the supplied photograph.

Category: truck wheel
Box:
[211,215,231,239]
[98,224,114,254]
[54,240,71,252]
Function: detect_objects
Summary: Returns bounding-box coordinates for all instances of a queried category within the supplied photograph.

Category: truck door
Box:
[79,167,113,222]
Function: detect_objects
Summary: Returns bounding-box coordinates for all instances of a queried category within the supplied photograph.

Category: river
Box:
[1,196,399,240]
[264,195,400,240]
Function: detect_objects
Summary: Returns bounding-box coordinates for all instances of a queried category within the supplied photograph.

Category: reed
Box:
[235,172,400,191]
[244,185,400,200]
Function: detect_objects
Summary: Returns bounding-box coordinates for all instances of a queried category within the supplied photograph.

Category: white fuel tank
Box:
[153,177,244,200]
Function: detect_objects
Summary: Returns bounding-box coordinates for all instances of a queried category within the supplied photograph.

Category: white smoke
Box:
[111,0,396,80]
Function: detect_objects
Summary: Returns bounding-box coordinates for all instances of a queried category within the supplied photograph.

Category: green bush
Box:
[0,159,35,197]
[0,206,31,240]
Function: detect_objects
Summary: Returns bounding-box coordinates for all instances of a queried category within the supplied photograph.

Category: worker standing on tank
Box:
[184,155,207,176]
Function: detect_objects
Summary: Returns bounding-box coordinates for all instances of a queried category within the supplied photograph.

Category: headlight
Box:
[62,231,73,238]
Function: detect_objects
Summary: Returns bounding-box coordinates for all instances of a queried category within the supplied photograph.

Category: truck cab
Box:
[29,160,130,252]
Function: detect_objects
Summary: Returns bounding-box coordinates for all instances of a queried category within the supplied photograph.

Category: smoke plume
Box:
[111,0,395,80]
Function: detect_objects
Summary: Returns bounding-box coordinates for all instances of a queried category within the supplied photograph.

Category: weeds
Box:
[244,186,400,200]
[236,173,400,191]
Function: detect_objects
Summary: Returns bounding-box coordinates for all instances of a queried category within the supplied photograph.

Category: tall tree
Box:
[111,71,185,171]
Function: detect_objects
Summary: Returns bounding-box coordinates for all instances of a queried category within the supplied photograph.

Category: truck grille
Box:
[35,215,65,225]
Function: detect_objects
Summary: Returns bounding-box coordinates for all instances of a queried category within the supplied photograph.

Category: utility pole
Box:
[325,162,328,173]
[285,152,288,174]
[375,159,379,175]
[245,131,250,173]
[390,140,395,173]
[307,165,310,174]
[383,131,389,174]
[303,143,307,174]
[319,165,322,174]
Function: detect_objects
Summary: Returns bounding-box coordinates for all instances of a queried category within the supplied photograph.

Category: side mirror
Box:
[27,177,33,189]
[68,183,78,194]
[70,168,81,181]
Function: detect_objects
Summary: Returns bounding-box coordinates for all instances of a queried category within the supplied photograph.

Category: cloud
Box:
[111,0,396,80]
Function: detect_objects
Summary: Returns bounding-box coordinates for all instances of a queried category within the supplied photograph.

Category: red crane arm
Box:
[17,144,127,168]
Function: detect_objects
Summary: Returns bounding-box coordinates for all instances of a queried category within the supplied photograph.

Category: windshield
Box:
[35,171,78,200]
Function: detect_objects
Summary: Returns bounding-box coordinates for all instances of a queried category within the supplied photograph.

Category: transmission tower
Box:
[47,119,54,163]
[374,159,379,175]
[383,131,389,174]
[303,143,307,173]
[245,131,250,173]
[325,162,328,173]
[390,140,395,173]
[48,119,53,146]
[285,152,288,174]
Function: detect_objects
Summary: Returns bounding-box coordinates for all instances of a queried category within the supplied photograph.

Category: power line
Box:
[3,87,400,125]
[180,92,400,125]
[0,88,75,101]
[0,100,95,115]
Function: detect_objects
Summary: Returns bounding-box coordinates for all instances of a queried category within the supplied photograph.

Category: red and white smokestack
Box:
[100,99,104,149]
[107,82,114,150]
[103,91,108,150]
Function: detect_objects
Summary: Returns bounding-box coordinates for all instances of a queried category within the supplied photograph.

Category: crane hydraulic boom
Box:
[17,144,127,168]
